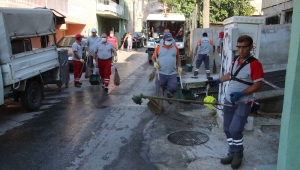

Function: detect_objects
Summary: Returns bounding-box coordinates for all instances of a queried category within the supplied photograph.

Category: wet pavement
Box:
[0,48,280,170]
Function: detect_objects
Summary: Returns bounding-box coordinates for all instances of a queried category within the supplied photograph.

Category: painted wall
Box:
[65,24,86,36]
[190,24,291,73]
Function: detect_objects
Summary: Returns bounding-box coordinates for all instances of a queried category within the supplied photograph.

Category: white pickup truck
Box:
[0,7,65,111]
[145,13,186,64]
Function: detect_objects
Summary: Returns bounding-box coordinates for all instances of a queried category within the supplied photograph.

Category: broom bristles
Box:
[148,68,156,82]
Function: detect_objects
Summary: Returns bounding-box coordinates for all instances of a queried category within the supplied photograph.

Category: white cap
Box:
[91,28,97,33]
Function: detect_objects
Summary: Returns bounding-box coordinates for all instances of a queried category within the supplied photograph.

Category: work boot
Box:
[104,85,108,92]
[231,155,243,169]
[191,76,198,79]
[166,91,173,104]
[220,153,233,165]
[75,84,81,88]
[78,82,82,85]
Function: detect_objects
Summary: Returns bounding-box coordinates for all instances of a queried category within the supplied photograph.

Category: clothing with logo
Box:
[94,42,115,86]
[72,41,83,61]
[72,40,83,85]
[153,44,180,95]
[196,37,214,55]
[223,55,264,157]
[225,56,264,103]
[87,36,101,55]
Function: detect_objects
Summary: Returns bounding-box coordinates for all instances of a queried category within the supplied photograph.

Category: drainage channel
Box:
[185,69,286,101]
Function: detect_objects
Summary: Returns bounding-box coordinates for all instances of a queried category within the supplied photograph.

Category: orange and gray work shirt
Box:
[72,41,82,61]
[153,44,180,75]
[196,37,214,55]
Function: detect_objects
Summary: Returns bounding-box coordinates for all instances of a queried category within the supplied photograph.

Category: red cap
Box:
[218,31,224,38]
[75,34,84,39]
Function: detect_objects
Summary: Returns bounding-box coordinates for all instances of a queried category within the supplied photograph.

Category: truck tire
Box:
[21,81,43,111]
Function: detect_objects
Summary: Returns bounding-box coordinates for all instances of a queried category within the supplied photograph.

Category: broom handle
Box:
[138,94,233,107]
[179,73,183,89]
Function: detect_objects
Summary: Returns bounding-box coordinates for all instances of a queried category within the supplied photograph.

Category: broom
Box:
[212,32,217,74]
[148,56,157,82]
[120,33,129,51]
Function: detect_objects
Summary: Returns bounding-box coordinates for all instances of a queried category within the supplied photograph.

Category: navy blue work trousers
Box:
[223,99,252,156]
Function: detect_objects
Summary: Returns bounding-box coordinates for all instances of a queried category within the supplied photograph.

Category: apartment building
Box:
[96,0,129,41]
[262,0,293,25]
[0,0,129,42]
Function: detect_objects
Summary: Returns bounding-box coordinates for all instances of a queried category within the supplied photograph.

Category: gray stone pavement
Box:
[157,68,281,170]
[71,49,281,169]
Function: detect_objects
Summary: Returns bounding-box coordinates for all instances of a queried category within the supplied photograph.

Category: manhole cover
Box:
[167,131,209,146]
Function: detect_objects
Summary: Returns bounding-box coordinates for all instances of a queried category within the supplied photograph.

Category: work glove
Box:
[93,59,97,66]
[219,53,222,58]
[230,91,244,104]
[154,62,160,69]
[80,59,85,63]
[114,56,118,63]
[206,78,221,87]
[178,67,182,74]
[86,51,89,57]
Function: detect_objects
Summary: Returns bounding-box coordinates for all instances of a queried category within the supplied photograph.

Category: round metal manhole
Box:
[167,131,209,146]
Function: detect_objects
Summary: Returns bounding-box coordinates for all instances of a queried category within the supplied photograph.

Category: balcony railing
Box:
[97,0,124,16]
[1,0,68,13]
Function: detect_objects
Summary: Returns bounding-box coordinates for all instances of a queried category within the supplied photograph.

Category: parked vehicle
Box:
[0,7,66,111]
[145,13,186,64]
[57,36,87,72]
[120,32,143,48]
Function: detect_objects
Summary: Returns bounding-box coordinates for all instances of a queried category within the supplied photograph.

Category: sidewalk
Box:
[147,69,281,170]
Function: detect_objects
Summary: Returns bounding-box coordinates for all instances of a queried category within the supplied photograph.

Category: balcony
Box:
[0,0,68,13]
[97,0,124,19]
[262,0,292,9]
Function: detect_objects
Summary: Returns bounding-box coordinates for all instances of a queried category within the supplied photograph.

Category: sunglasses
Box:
[236,46,250,50]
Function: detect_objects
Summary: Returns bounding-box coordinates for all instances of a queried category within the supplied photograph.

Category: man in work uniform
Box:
[159,28,176,45]
[86,28,101,71]
[192,32,215,79]
[217,31,224,58]
[152,33,182,104]
[107,30,118,66]
[72,34,85,87]
[93,33,118,91]
[207,35,264,169]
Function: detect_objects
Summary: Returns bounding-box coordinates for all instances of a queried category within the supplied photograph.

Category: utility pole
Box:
[203,0,210,28]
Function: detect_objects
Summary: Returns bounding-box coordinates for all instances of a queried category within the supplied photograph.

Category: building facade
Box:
[262,0,293,25]
[0,0,129,43]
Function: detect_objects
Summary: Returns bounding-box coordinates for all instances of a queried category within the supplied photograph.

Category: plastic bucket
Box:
[183,64,193,72]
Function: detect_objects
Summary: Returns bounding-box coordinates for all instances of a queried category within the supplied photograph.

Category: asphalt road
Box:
[0,51,161,170]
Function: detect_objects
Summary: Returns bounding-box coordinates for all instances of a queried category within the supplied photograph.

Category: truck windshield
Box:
[147,21,184,42]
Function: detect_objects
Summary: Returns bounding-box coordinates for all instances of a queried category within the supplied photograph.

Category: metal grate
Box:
[186,69,286,101]
[168,131,209,146]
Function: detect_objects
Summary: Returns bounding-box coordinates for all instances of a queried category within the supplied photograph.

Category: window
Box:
[284,11,293,23]
[266,16,280,25]
[106,22,119,33]
[11,39,32,55]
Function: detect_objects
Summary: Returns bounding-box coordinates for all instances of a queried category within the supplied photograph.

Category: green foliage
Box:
[159,0,198,19]
[159,0,255,24]
[209,0,256,23]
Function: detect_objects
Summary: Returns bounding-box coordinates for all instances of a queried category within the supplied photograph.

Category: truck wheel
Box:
[21,81,43,111]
